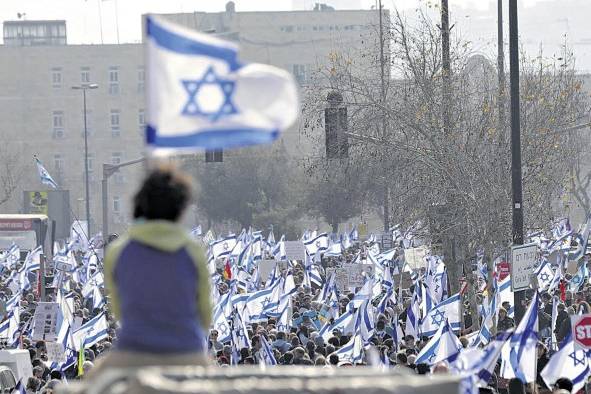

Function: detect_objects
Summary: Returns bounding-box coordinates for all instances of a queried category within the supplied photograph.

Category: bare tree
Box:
[301,9,590,295]
[0,143,25,208]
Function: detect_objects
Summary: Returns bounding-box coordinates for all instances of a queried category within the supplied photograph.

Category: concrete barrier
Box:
[58,366,460,394]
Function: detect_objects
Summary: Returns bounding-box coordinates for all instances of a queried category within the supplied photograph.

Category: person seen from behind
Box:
[89,165,211,376]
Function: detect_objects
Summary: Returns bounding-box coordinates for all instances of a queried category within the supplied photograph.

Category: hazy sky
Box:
[1,0,589,70]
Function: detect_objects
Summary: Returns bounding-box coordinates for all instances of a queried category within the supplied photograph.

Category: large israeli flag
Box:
[421,292,461,337]
[500,292,539,383]
[541,334,591,393]
[145,15,298,151]
[415,319,462,366]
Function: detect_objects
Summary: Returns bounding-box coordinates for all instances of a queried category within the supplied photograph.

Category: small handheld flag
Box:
[144,15,299,152]
[34,156,58,189]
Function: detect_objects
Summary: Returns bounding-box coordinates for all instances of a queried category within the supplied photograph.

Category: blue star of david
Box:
[569,351,585,367]
[539,272,550,282]
[431,310,445,326]
[428,352,436,362]
[262,297,271,308]
[181,66,238,122]
[217,322,229,336]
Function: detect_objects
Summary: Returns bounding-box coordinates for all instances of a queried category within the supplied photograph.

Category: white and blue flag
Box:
[72,312,109,351]
[421,292,461,337]
[35,156,58,189]
[303,232,329,256]
[210,235,237,259]
[144,15,298,152]
[415,319,462,366]
[541,334,591,393]
[500,292,539,383]
[258,335,277,366]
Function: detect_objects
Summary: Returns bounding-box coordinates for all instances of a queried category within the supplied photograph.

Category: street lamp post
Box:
[72,83,98,238]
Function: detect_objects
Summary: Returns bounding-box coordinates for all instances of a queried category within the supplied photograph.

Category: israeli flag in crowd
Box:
[303,232,329,256]
[3,244,20,268]
[541,334,591,393]
[272,236,286,261]
[72,311,109,350]
[569,214,591,262]
[335,333,364,364]
[421,293,461,337]
[535,258,555,292]
[415,319,462,366]
[35,157,58,189]
[500,292,539,383]
[144,15,298,152]
[569,262,588,292]
[498,275,514,318]
[258,335,277,365]
[210,235,237,259]
[405,290,420,340]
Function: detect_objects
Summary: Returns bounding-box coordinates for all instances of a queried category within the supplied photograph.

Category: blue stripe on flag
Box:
[146,126,279,149]
[146,17,240,69]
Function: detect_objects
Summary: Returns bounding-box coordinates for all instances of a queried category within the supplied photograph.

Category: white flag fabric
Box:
[35,157,58,189]
[145,15,298,152]
[415,319,462,366]
[541,336,591,393]
[72,312,109,350]
[421,293,461,337]
[498,275,514,318]
[500,292,539,383]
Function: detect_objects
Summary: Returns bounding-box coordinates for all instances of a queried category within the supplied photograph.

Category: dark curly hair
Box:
[133,165,193,222]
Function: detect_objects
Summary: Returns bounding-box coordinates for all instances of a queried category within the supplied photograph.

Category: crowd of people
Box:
[0,166,588,394]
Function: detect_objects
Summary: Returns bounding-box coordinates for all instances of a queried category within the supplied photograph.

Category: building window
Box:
[292,64,307,85]
[81,109,93,136]
[52,111,64,139]
[113,196,121,214]
[138,109,145,134]
[112,152,124,183]
[108,66,119,95]
[110,109,120,137]
[280,25,294,33]
[51,67,62,88]
[137,66,145,94]
[86,153,94,174]
[53,154,64,175]
[80,67,90,83]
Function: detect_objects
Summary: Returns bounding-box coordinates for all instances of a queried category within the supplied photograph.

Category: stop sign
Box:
[572,315,591,349]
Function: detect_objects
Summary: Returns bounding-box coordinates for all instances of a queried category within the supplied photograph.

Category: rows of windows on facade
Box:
[51,66,144,93]
[279,24,367,33]
[51,152,126,185]
[51,108,145,140]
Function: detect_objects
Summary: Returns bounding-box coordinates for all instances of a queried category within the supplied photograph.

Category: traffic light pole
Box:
[102,157,145,243]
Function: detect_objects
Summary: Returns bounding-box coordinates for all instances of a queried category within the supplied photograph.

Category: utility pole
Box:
[378,0,390,232]
[509,0,525,323]
[497,0,506,138]
[441,0,451,135]
[72,83,98,238]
